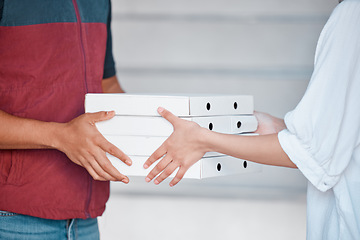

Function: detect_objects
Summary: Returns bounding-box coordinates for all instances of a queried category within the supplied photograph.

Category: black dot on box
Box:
[206,102,211,111]
[217,163,221,171]
[234,102,238,109]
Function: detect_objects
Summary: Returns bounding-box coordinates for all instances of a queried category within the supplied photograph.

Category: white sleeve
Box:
[278,1,360,192]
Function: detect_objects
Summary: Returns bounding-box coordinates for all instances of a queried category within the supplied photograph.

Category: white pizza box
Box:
[96,115,258,136]
[108,154,262,179]
[85,93,254,117]
[104,134,257,158]
[104,135,222,157]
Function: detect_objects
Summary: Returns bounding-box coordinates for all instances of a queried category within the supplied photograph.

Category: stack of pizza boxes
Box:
[85,94,261,179]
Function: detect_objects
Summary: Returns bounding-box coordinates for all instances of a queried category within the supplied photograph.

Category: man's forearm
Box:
[1,75,124,149]
[0,110,60,149]
[102,75,125,93]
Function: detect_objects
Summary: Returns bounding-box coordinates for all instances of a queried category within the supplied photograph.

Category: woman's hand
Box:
[143,107,209,187]
[254,111,286,135]
[54,111,132,183]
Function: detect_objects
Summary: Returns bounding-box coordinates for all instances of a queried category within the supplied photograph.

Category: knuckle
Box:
[181,161,191,169]
[92,175,103,181]
[147,173,154,179]
[173,176,181,183]
[83,113,90,119]
[148,170,158,178]
[177,171,185,179]
[154,164,163,172]
[164,168,173,176]
[146,158,154,165]
[182,163,189,169]
[94,135,104,145]
[101,161,113,171]
[153,152,162,160]
[156,176,164,182]
[107,145,118,155]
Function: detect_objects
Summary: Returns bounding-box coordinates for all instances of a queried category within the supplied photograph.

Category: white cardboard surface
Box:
[96,115,258,136]
[108,155,262,179]
[85,93,254,117]
[103,135,223,157]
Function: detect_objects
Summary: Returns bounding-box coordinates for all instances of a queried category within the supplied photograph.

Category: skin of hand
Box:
[53,111,132,183]
[57,75,130,182]
[254,111,286,135]
[0,75,131,183]
[144,108,295,187]
[144,107,209,187]
[102,75,125,93]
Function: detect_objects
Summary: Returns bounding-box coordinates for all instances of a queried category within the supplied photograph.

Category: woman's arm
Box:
[144,108,296,187]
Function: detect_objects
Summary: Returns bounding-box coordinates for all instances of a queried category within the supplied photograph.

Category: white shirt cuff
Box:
[278,129,340,192]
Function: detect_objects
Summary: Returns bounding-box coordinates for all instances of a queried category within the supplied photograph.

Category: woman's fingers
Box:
[145,154,172,183]
[157,107,179,127]
[169,167,188,187]
[143,144,167,169]
[154,163,179,185]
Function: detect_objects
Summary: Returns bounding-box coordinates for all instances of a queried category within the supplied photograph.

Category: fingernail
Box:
[126,160,132,165]
[154,180,159,185]
[122,178,129,184]
[145,177,151,182]
[143,164,148,169]
[158,107,164,113]
[169,183,174,187]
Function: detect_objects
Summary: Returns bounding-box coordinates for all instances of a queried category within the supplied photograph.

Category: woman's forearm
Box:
[144,108,297,187]
[204,130,296,168]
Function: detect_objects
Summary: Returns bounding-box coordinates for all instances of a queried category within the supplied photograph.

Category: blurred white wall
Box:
[100,0,338,239]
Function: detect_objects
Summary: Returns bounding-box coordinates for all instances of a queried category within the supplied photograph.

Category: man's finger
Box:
[101,141,132,166]
[85,166,107,182]
[95,149,129,183]
[88,111,115,124]
[84,155,116,181]
[80,157,107,181]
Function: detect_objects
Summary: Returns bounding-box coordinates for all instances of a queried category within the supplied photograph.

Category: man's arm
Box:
[0,110,57,150]
[0,108,131,183]
[102,75,125,93]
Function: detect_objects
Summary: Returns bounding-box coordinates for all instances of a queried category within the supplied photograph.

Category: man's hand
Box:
[54,111,132,183]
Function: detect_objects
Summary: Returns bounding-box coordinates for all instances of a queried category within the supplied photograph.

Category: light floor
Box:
[99,181,306,240]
